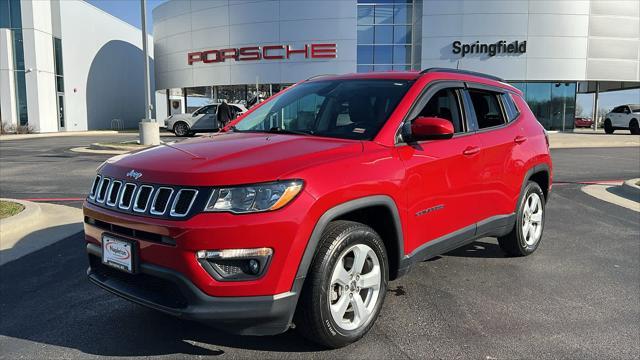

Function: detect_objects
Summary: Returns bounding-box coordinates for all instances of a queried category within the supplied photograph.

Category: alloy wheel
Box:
[521,192,543,247]
[328,243,381,331]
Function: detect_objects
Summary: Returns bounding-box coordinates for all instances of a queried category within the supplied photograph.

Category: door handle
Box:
[514,135,527,144]
[462,146,481,156]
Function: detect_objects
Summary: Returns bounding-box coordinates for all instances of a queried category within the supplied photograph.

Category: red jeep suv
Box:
[84,68,552,348]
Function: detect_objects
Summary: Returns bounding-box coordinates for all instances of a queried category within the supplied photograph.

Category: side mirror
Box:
[406,116,454,142]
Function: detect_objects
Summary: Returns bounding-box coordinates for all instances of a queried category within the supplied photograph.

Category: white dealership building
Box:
[154,0,639,131]
[0,0,154,133]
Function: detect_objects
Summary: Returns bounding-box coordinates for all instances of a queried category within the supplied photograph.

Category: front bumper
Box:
[87,243,300,335]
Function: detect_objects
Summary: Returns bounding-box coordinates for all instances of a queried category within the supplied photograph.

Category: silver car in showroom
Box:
[165,103,248,136]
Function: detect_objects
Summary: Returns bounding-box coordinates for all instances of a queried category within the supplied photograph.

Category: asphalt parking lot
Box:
[0,136,638,359]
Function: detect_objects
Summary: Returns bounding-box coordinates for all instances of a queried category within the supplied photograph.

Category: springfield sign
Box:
[188,43,337,65]
[452,40,527,57]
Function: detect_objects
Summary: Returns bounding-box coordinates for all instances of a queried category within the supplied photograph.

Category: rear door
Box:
[398,81,485,253]
[463,84,523,225]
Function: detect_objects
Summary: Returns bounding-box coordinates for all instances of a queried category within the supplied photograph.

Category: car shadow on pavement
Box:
[444,240,507,259]
[0,234,325,357]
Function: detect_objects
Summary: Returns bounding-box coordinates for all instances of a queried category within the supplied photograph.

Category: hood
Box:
[100,132,363,186]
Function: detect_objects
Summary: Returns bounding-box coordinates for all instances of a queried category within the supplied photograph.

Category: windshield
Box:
[233,79,414,140]
[630,105,640,113]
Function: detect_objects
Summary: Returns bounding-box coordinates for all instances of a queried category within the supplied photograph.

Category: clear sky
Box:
[85,0,166,33]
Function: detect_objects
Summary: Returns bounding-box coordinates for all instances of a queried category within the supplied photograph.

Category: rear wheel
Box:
[498,181,546,256]
[295,220,388,348]
[629,119,639,135]
[173,122,191,137]
[604,119,614,134]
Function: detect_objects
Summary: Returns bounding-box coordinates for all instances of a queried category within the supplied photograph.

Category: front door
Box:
[57,94,65,131]
[399,84,484,253]
[192,105,217,130]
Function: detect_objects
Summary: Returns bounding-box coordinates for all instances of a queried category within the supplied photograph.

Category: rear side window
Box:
[468,89,507,129]
[501,93,519,122]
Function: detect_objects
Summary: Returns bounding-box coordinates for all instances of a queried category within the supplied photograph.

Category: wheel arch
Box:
[521,164,551,204]
[293,195,405,288]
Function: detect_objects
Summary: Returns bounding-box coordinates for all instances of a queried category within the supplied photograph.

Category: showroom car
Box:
[603,104,640,134]
[165,103,248,136]
[574,116,593,128]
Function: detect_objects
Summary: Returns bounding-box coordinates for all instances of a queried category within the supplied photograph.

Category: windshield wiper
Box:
[266,127,313,136]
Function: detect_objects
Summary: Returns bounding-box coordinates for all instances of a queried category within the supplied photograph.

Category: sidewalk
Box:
[0,130,127,141]
[548,132,639,149]
[0,199,82,265]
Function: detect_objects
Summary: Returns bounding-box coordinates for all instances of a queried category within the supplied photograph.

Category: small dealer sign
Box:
[452,40,527,57]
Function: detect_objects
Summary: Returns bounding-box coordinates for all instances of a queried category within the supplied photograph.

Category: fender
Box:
[291,195,404,292]
[519,163,552,207]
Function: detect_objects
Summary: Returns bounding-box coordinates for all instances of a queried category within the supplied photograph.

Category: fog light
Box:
[196,248,273,281]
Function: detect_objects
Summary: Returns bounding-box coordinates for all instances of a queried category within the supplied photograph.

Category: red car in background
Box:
[574,117,593,128]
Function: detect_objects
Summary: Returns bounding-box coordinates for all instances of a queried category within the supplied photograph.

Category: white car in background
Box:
[164,103,248,137]
[604,104,640,135]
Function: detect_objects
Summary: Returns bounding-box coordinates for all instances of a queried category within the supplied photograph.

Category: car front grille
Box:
[88,175,204,219]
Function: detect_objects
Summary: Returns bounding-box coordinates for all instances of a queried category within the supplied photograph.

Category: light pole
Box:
[138,0,160,145]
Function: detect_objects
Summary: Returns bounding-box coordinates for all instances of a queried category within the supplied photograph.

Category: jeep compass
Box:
[84,68,552,348]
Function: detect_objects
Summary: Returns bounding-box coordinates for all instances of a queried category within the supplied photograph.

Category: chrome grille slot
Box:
[89,175,101,199]
[133,185,154,213]
[106,181,123,206]
[118,183,137,209]
[150,187,174,215]
[170,189,198,217]
[96,178,111,203]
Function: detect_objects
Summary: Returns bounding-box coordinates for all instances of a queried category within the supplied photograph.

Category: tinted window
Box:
[234,79,414,140]
[468,90,506,129]
[418,88,464,133]
[501,93,519,121]
[630,105,640,113]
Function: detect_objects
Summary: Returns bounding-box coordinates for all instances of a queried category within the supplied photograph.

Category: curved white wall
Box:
[153,0,357,90]
[421,0,640,81]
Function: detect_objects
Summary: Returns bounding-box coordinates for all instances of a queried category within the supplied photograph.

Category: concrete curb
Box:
[0,130,125,141]
[621,178,640,198]
[69,146,128,155]
[89,142,152,152]
[0,199,83,266]
[0,198,42,239]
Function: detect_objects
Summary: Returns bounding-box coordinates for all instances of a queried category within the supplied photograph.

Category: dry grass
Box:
[0,201,24,219]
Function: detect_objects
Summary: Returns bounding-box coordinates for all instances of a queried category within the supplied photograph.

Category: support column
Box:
[593,81,599,131]
[0,29,18,128]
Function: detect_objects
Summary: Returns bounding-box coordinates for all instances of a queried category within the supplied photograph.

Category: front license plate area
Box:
[102,234,136,273]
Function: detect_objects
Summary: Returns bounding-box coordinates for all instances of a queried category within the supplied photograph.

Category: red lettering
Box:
[262,45,284,60]
[310,43,337,59]
[187,52,202,65]
[201,50,220,63]
[219,48,239,62]
[286,44,308,59]
[239,46,261,61]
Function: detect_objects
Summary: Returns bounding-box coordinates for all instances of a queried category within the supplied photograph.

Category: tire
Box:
[173,122,190,137]
[604,119,614,134]
[629,119,640,135]
[498,181,546,256]
[295,220,389,348]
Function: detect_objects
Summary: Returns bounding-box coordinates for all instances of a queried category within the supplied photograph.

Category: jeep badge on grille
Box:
[126,170,142,180]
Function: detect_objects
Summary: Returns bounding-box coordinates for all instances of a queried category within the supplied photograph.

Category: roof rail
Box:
[306,74,337,81]
[419,67,504,82]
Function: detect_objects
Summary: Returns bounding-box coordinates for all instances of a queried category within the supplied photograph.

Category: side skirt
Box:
[397,213,515,277]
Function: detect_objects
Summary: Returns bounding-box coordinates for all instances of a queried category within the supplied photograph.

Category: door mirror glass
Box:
[408,116,454,141]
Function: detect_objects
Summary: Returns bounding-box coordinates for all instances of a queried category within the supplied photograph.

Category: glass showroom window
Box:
[357,0,413,72]
[509,82,577,131]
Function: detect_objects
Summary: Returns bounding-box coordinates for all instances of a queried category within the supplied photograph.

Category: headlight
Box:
[204,180,303,213]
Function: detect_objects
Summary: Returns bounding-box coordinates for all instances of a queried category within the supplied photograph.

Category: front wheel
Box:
[604,119,614,134]
[173,122,191,137]
[295,220,388,348]
[498,181,546,256]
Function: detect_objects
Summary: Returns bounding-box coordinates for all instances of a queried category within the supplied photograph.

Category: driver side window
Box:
[417,88,464,133]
